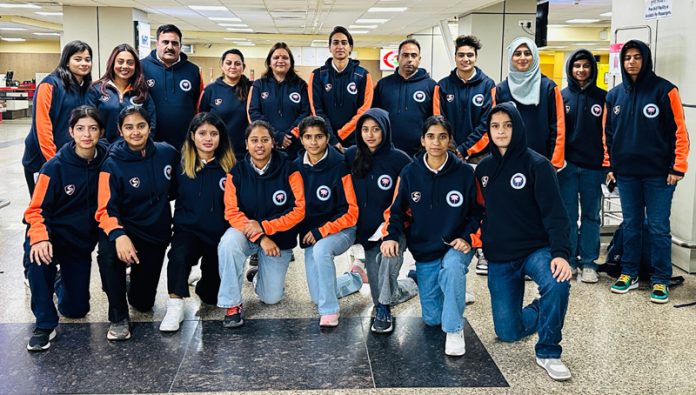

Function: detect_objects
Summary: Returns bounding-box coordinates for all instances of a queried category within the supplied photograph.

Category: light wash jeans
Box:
[364,236,418,307]
[415,248,474,333]
[217,228,292,308]
[304,227,358,315]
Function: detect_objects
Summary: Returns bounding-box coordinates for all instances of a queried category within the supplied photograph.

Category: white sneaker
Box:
[160,298,185,332]
[445,329,466,356]
[465,291,475,305]
[536,357,571,381]
[581,268,599,283]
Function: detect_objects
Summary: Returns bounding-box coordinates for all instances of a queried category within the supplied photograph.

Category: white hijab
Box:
[507,37,541,106]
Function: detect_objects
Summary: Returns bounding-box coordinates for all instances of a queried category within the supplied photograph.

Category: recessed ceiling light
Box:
[348,24,377,29]
[35,12,62,16]
[0,3,40,9]
[218,23,248,27]
[566,19,600,24]
[226,28,253,32]
[209,17,241,22]
[189,5,228,11]
[600,12,612,17]
[33,32,60,36]
[224,37,248,41]
[235,42,255,46]
[0,27,27,31]
[351,30,369,34]
[368,7,407,12]
[1,37,26,41]
[355,18,389,24]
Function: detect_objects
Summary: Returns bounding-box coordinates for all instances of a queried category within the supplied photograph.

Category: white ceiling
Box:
[0,0,612,47]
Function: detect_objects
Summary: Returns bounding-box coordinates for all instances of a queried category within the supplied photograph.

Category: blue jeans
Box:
[304,227,357,315]
[364,236,418,306]
[617,175,676,285]
[487,248,570,359]
[415,248,474,333]
[217,228,292,308]
[557,162,604,269]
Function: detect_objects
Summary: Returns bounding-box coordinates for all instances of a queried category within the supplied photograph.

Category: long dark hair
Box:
[352,116,379,179]
[95,44,148,104]
[53,40,92,94]
[262,42,301,84]
[220,49,251,102]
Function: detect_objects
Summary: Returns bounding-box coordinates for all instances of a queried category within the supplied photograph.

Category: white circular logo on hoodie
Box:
[164,165,172,180]
[643,103,660,118]
[413,90,426,103]
[591,104,602,117]
[510,173,526,189]
[472,94,485,107]
[219,177,226,191]
[377,175,393,190]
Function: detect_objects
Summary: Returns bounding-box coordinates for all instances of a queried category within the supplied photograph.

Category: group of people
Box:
[20,22,689,383]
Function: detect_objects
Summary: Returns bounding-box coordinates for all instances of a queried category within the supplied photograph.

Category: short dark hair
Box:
[245,120,275,140]
[454,35,482,54]
[69,105,103,130]
[329,26,354,47]
[422,115,453,138]
[157,24,182,41]
[398,39,421,54]
[298,116,329,137]
[118,105,151,129]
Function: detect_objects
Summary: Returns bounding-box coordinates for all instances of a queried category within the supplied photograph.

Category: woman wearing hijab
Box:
[493,37,565,169]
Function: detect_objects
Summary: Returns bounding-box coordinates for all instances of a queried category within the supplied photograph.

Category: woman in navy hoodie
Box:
[23,40,93,195]
[247,42,310,160]
[382,115,480,356]
[95,106,178,341]
[199,49,252,159]
[345,108,417,334]
[87,43,156,144]
[159,112,236,332]
[24,106,108,351]
[295,116,360,327]
[475,102,572,381]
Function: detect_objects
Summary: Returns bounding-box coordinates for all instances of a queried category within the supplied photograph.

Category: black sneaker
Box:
[249,253,259,267]
[290,252,296,262]
[407,269,418,285]
[246,267,258,282]
[475,249,488,275]
[371,303,393,333]
[223,304,244,328]
[27,328,56,351]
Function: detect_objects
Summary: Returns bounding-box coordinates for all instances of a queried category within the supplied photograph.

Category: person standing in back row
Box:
[141,24,203,151]
[373,39,436,157]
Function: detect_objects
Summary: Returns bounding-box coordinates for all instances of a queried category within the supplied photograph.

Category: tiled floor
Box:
[2,118,696,394]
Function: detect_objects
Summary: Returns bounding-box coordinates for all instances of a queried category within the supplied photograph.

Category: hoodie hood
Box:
[55,140,109,169]
[413,150,460,177]
[448,66,490,86]
[298,145,344,173]
[620,39,654,88]
[393,67,430,83]
[355,108,394,156]
[487,102,528,161]
[566,49,598,92]
[146,49,190,69]
[323,57,360,72]
[110,138,157,162]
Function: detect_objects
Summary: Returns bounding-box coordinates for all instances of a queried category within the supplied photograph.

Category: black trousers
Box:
[97,232,167,323]
[167,230,220,304]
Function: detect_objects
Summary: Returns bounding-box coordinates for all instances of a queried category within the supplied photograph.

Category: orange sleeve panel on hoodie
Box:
[491,87,497,107]
[381,176,401,238]
[262,170,306,236]
[35,83,57,161]
[337,73,375,141]
[223,173,252,232]
[668,88,690,174]
[601,104,611,168]
[246,85,255,123]
[432,85,442,116]
[95,171,123,236]
[196,72,204,112]
[550,86,566,168]
[467,133,489,157]
[318,174,359,238]
[24,173,52,245]
[308,73,317,116]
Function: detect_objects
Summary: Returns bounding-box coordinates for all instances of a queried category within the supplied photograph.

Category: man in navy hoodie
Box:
[605,40,689,303]
[141,24,203,150]
[558,49,607,283]
[373,39,436,156]
[475,102,572,381]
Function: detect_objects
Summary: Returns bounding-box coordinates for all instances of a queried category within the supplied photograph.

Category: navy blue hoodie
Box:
[86,81,157,143]
[561,49,607,170]
[247,75,310,158]
[383,151,481,262]
[345,108,412,249]
[295,146,359,247]
[225,150,305,250]
[23,74,89,172]
[494,75,566,168]
[198,77,252,159]
[435,67,495,157]
[141,50,203,150]
[309,58,374,146]
[605,40,689,177]
[373,68,436,156]
[172,160,229,246]
[24,141,108,252]
[96,138,179,245]
[475,102,570,262]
